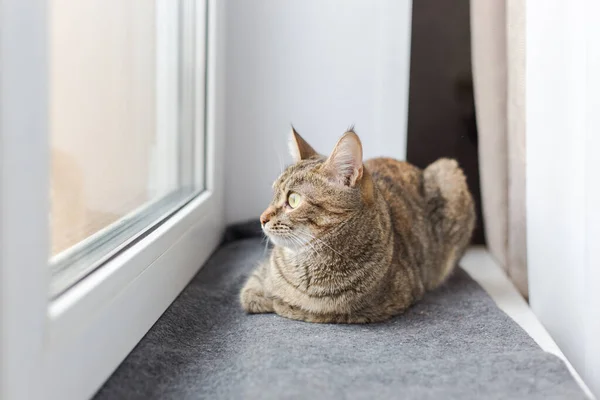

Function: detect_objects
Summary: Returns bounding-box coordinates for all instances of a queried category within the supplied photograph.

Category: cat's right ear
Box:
[322,131,363,187]
[288,127,317,162]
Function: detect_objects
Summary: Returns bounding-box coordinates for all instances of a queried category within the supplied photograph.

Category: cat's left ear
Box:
[323,131,363,187]
[288,127,317,162]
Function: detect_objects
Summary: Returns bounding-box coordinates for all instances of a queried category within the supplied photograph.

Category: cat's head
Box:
[260,128,373,249]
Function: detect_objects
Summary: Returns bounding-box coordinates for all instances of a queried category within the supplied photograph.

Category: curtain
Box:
[470,0,527,296]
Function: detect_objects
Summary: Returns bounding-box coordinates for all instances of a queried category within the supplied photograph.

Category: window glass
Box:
[49,0,205,297]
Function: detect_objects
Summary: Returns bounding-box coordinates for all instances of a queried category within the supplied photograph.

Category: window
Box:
[49,0,205,297]
[0,1,224,399]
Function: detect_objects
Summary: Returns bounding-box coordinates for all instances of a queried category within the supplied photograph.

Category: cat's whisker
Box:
[287,233,306,249]
[293,230,333,251]
[262,235,271,258]
[286,234,307,254]
[290,231,320,257]
[294,230,362,270]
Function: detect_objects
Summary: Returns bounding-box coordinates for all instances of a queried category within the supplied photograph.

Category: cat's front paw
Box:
[272,299,309,321]
[240,287,273,314]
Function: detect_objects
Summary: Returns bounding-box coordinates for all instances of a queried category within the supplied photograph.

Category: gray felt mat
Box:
[95,236,586,400]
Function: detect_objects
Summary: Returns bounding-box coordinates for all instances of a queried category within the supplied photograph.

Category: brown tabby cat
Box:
[240,129,475,323]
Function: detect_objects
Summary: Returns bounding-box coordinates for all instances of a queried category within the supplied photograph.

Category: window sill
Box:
[461,247,595,399]
[42,191,224,400]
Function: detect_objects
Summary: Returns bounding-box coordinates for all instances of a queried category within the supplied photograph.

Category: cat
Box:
[240,128,475,323]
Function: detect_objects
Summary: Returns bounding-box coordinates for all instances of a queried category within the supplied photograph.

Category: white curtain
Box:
[470,0,527,296]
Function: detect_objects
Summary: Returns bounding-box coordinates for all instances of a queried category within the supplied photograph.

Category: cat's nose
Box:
[260,213,269,225]
[260,207,275,225]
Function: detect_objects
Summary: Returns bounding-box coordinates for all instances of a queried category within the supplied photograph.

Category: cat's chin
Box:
[266,234,303,251]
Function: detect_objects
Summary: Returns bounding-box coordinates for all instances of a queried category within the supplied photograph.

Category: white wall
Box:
[527,0,600,396]
[224,0,412,223]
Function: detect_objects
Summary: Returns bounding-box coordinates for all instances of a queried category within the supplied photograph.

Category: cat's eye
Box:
[287,192,302,209]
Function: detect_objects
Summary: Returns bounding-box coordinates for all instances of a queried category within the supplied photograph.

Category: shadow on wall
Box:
[406,0,486,245]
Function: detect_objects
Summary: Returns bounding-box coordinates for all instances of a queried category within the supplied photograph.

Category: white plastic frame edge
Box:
[0,1,50,399]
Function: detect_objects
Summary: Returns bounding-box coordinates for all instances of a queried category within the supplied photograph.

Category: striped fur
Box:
[240,130,475,323]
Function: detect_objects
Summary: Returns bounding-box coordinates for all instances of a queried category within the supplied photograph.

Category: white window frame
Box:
[0,1,226,399]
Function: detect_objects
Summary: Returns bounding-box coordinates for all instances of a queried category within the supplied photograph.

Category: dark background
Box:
[405,0,485,245]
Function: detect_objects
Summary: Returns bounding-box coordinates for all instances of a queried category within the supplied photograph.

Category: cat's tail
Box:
[422,158,476,289]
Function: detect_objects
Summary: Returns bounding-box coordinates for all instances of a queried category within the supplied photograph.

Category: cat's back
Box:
[364,157,427,256]
[364,157,424,206]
